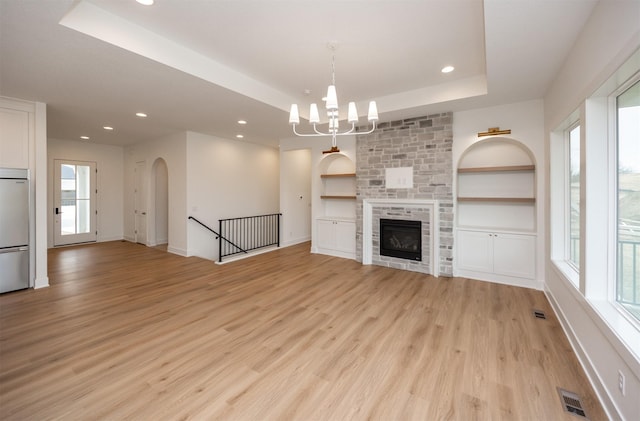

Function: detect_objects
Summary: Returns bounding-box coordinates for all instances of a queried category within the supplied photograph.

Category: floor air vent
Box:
[532,309,547,319]
[557,388,588,419]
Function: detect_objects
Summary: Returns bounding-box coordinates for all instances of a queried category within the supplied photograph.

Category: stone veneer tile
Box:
[356,113,454,276]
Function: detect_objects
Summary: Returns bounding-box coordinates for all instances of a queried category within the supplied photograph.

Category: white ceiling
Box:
[0,0,597,148]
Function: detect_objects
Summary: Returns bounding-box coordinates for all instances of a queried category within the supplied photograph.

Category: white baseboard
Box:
[98,235,125,243]
[314,248,355,260]
[167,246,187,257]
[215,246,279,264]
[34,276,49,289]
[544,286,619,421]
[280,236,310,248]
[455,269,542,290]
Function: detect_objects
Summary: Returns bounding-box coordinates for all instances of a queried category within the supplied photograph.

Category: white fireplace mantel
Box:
[362,198,440,277]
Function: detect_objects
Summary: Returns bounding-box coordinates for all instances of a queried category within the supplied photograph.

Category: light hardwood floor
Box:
[1,241,605,420]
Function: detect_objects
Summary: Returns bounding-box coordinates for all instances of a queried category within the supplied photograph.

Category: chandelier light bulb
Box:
[368,101,379,122]
[325,85,338,110]
[309,104,320,124]
[289,104,300,125]
[347,102,358,124]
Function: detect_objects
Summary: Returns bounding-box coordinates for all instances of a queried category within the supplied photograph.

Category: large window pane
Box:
[60,164,77,235]
[76,165,91,234]
[59,164,92,236]
[569,125,580,270]
[617,80,640,320]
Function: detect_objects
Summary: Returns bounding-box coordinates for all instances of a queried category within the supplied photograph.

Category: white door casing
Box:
[53,160,97,246]
[134,161,147,245]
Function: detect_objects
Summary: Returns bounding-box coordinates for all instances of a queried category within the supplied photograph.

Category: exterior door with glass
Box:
[54,160,97,246]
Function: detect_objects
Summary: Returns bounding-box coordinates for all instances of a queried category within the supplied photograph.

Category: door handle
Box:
[141,212,147,215]
[55,207,62,215]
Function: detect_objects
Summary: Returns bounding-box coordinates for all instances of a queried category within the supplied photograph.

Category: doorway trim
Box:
[53,159,97,246]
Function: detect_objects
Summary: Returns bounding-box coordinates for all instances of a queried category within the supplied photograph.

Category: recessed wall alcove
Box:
[455,136,538,286]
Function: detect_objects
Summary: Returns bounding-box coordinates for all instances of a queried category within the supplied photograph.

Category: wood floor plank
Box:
[0,240,607,420]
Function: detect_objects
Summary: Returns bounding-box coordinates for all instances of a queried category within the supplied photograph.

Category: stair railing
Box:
[188,213,281,262]
[188,216,247,260]
[218,213,281,262]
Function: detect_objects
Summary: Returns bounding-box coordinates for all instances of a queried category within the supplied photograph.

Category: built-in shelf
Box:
[457,165,535,173]
[457,197,535,203]
[320,195,357,200]
[316,153,357,260]
[320,173,356,178]
[456,139,538,284]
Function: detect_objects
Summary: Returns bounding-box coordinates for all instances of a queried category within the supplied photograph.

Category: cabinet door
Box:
[493,233,535,279]
[457,230,493,273]
[334,221,356,253]
[316,219,336,249]
[0,107,30,168]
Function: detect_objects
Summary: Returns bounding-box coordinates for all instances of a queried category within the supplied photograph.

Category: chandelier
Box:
[288,44,378,153]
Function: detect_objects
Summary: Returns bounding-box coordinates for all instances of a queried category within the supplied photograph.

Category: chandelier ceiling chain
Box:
[288,44,379,154]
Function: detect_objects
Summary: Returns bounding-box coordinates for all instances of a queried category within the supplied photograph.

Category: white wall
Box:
[186,132,280,261]
[453,99,546,289]
[124,132,188,255]
[47,138,124,246]
[280,148,312,247]
[543,1,640,420]
[153,158,169,244]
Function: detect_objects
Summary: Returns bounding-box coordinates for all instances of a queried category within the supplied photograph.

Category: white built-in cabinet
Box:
[457,229,536,279]
[316,217,356,258]
[0,105,31,169]
[456,138,537,284]
[315,153,356,259]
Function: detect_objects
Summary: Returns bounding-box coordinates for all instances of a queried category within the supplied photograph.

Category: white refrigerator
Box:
[0,168,30,293]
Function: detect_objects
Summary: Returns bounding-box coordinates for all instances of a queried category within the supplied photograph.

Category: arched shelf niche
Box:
[456,137,537,232]
[318,152,356,206]
[315,152,357,259]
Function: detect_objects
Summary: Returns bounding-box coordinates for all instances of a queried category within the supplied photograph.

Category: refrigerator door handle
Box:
[0,246,28,254]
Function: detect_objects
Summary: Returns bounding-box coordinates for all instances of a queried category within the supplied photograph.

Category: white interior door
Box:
[54,160,97,246]
[135,161,147,245]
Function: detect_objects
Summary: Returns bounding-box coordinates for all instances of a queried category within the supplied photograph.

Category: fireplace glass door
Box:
[380,219,422,261]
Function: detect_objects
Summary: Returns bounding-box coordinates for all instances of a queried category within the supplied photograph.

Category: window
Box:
[616,79,640,321]
[549,111,581,287]
[568,124,581,270]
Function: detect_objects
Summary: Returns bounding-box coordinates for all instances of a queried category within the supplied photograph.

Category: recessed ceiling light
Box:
[441,66,455,73]
[80,136,90,140]
[237,120,247,125]
[236,134,244,139]
[136,0,154,5]
[136,112,147,118]
[103,126,114,131]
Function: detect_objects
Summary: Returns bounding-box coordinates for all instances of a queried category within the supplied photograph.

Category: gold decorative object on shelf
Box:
[322,146,341,154]
[477,127,511,137]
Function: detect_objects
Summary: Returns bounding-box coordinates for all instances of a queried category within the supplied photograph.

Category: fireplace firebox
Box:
[379,219,422,261]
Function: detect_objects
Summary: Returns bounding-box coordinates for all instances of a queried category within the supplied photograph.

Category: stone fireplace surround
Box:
[362,199,440,276]
[356,113,453,276]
